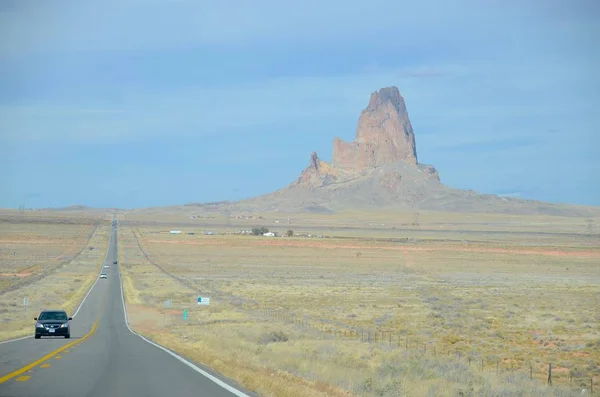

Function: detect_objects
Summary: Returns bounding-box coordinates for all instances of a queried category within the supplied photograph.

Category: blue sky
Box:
[1,0,598,209]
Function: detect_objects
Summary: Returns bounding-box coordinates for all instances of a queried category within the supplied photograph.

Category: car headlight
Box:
[36,323,45,328]
[60,323,68,328]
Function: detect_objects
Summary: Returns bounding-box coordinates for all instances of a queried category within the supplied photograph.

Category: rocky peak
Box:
[294,152,337,189]
[332,86,418,170]
[363,86,405,118]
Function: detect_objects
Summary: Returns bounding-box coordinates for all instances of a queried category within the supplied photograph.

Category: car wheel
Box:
[35,335,41,339]
[65,334,70,339]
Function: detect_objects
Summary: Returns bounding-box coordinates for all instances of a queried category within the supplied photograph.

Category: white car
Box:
[103,265,109,268]
[100,273,107,279]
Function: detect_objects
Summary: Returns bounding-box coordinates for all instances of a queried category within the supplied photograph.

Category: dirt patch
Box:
[126,303,170,333]
[250,239,600,258]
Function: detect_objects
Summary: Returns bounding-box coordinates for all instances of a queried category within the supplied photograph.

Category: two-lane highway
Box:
[0,220,253,397]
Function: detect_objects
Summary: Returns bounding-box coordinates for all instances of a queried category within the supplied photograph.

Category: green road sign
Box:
[183,309,188,321]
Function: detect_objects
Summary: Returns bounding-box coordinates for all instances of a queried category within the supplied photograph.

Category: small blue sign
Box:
[183,309,188,321]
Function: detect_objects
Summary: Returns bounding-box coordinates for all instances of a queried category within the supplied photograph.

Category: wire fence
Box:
[257,308,597,395]
[130,228,599,395]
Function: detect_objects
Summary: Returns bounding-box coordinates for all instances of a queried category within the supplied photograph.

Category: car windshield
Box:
[39,311,68,321]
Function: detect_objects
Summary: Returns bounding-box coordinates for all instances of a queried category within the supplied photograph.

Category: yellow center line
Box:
[40,364,51,368]
[0,273,110,384]
[0,322,97,384]
[15,376,30,382]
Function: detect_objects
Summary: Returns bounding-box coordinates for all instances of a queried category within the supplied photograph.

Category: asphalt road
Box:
[0,221,252,397]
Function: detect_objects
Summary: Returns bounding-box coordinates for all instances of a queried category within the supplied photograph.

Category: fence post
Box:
[530,365,532,380]
[547,363,552,385]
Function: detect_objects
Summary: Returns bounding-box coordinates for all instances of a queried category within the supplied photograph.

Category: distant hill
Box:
[197,86,595,217]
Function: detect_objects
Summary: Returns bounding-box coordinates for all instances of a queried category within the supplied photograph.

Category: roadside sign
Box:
[24,297,28,306]
[183,309,188,321]
[164,299,172,308]
[197,297,210,305]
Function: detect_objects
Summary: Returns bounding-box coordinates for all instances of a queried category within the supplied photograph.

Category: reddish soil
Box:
[254,240,600,258]
[144,238,600,258]
[144,240,227,246]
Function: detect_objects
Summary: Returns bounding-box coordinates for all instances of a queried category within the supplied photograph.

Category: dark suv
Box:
[34,309,72,339]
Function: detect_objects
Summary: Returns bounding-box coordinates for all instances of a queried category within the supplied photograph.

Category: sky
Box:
[1,0,599,209]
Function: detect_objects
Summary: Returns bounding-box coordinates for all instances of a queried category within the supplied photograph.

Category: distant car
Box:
[103,265,109,268]
[113,261,118,265]
[100,273,107,279]
[34,309,71,339]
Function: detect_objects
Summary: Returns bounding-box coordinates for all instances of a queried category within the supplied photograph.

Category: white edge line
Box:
[115,220,251,397]
[0,335,30,345]
[0,220,112,345]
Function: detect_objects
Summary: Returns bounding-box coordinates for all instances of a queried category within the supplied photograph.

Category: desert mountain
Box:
[202,87,597,216]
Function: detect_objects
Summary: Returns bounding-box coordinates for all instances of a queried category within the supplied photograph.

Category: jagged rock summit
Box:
[333,86,418,170]
[292,86,440,192]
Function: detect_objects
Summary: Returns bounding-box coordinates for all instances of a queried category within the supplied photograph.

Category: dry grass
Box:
[119,218,600,397]
[0,222,94,283]
[0,219,109,341]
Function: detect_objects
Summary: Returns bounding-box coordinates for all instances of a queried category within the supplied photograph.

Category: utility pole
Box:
[586,218,595,235]
[413,212,420,229]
